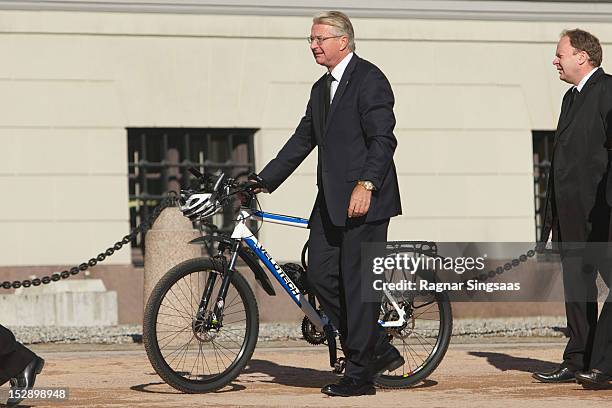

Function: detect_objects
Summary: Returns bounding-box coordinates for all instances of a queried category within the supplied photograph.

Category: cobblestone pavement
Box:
[2,339,611,408]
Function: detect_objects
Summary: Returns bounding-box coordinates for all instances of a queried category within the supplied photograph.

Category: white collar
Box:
[575,66,600,92]
[329,52,354,82]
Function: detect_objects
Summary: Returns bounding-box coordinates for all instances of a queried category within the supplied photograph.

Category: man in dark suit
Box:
[255,11,403,396]
[534,29,612,388]
[1,324,45,406]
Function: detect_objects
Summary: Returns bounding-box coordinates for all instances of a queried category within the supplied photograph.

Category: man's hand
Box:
[348,184,372,218]
[249,181,269,195]
[239,181,269,205]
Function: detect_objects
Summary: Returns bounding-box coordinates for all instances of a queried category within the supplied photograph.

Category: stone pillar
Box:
[143,207,200,309]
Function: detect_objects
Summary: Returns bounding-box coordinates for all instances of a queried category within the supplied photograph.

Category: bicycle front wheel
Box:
[143,257,259,393]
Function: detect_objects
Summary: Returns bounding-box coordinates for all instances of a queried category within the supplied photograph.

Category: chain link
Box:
[1,194,177,290]
[460,246,538,286]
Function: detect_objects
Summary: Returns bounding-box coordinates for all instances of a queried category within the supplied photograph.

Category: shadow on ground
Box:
[243,359,438,390]
[469,351,558,373]
[130,381,246,394]
[131,359,439,394]
[242,359,339,388]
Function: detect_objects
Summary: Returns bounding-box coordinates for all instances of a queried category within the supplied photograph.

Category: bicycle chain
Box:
[1,194,178,290]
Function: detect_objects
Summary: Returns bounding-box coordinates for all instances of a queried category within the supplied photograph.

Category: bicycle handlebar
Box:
[182,167,264,204]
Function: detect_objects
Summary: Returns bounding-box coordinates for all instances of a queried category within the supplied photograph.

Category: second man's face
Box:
[553,36,583,85]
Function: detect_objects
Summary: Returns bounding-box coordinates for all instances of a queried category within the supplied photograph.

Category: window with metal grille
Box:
[127,128,257,265]
[532,130,554,239]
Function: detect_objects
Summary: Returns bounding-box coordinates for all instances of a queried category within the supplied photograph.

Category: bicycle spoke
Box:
[411,331,436,356]
[169,285,194,319]
[189,337,201,379]
[222,309,246,317]
[216,331,245,348]
[210,337,222,374]
[165,334,195,366]
[403,341,421,372]
[162,292,193,321]
[212,340,238,366]
[178,333,193,376]
[189,273,195,316]
[156,321,192,330]
[158,325,192,349]
[199,341,212,377]
[224,291,241,310]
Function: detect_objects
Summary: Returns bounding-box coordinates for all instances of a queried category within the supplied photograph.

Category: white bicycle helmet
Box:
[179,192,221,220]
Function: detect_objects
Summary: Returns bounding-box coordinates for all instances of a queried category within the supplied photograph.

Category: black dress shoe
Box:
[575,369,612,389]
[532,366,575,383]
[321,376,376,397]
[6,355,45,406]
[371,344,405,375]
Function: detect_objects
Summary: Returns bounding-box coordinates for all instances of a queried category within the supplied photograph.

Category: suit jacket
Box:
[540,68,612,243]
[259,54,402,226]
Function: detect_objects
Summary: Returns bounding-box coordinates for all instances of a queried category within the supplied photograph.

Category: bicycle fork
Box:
[195,241,241,330]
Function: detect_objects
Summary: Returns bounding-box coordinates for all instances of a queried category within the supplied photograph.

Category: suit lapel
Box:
[312,74,327,142]
[555,68,604,143]
[323,54,359,138]
[554,89,574,147]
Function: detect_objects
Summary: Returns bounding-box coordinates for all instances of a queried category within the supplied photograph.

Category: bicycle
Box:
[143,168,453,393]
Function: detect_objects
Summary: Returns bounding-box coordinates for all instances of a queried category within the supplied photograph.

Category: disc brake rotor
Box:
[192,313,220,342]
[384,303,415,340]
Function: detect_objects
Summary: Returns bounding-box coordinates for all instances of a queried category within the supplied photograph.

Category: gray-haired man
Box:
[256,11,403,396]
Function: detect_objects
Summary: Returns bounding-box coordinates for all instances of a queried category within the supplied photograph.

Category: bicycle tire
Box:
[143,257,259,393]
[375,291,453,389]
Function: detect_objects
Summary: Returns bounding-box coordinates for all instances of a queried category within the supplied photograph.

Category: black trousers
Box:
[560,172,612,373]
[307,198,389,381]
[0,325,35,385]
[561,255,612,373]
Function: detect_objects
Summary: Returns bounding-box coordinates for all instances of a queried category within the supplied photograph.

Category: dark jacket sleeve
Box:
[357,68,397,189]
[258,99,316,193]
[601,77,612,207]
[601,77,612,146]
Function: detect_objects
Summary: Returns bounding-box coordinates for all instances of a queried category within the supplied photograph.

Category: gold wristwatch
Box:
[357,180,376,191]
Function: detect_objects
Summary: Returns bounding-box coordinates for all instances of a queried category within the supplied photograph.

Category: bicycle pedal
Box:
[333,357,346,374]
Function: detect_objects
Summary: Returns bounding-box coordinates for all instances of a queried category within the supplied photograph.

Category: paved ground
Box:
[2,339,612,408]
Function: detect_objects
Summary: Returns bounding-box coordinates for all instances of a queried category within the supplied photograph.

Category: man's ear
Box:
[339,36,349,51]
[577,50,590,66]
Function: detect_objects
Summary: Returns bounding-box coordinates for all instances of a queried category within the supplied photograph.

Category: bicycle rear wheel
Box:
[375,291,452,388]
[143,257,259,393]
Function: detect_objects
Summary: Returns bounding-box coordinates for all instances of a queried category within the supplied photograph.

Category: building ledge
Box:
[1,1,612,22]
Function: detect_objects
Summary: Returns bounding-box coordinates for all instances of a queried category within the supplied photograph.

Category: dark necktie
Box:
[323,73,335,123]
[567,87,578,115]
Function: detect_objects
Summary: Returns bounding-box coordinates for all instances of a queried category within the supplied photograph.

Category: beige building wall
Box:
[1,10,611,268]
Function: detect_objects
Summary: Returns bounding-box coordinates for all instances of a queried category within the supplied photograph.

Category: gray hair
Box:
[313,11,355,51]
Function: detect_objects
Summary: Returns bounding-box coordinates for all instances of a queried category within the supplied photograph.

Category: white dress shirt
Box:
[575,66,600,92]
[328,52,354,102]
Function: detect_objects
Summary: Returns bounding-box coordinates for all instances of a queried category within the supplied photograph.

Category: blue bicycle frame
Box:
[228,208,406,330]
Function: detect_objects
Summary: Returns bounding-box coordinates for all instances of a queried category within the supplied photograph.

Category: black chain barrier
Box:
[1,194,178,290]
[2,185,542,291]
[464,246,538,285]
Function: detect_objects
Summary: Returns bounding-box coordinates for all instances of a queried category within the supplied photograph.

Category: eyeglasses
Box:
[307,35,342,45]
